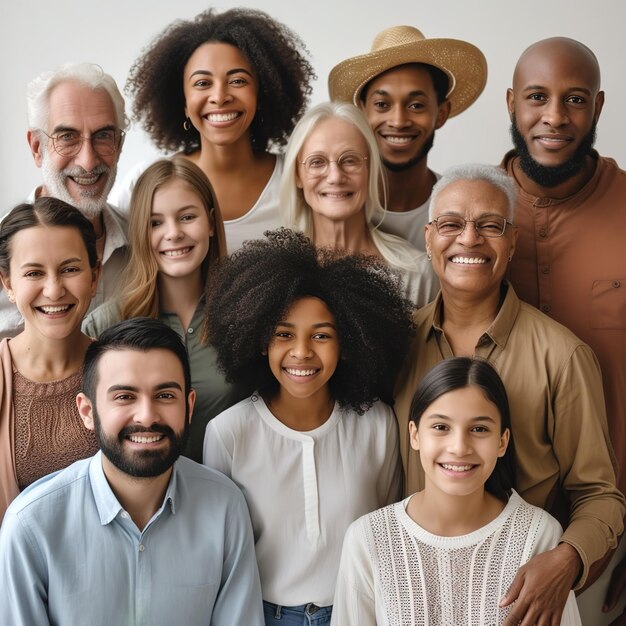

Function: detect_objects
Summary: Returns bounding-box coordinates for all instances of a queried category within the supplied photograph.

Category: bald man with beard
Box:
[503,37,626,626]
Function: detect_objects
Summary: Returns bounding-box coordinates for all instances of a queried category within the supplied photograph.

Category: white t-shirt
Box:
[331,490,582,626]
[203,394,402,607]
[372,173,439,252]
[385,237,439,307]
[109,155,283,253]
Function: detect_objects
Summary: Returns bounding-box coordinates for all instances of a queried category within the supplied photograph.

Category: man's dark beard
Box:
[381,130,435,173]
[93,407,189,478]
[510,114,596,188]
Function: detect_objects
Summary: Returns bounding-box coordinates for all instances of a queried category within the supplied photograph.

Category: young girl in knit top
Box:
[202,228,414,626]
[332,357,582,626]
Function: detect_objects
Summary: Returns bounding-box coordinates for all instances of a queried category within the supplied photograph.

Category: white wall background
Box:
[1,0,624,213]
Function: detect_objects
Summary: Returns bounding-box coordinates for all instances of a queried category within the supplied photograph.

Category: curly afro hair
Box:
[126,8,315,154]
[204,228,415,414]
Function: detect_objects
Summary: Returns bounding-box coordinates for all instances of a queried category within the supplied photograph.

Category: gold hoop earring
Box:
[183,118,191,131]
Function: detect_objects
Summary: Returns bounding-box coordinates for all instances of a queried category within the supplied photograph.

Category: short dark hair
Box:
[409,357,517,501]
[204,228,415,413]
[0,197,97,274]
[82,318,191,401]
[126,8,315,154]
[360,62,449,105]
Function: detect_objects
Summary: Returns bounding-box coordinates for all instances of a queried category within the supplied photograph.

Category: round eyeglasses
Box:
[429,214,513,238]
[299,152,368,177]
[39,128,125,158]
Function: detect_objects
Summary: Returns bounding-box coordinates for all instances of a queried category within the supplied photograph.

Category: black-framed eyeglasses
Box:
[299,151,368,177]
[429,214,513,238]
[39,128,125,157]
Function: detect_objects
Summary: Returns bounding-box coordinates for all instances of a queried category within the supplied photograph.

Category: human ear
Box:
[593,91,605,124]
[187,389,196,424]
[0,273,12,300]
[409,421,420,452]
[27,129,44,168]
[508,226,519,262]
[497,428,510,457]
[506,88,515,119]
[76,393,95,431]
[90,261,102,297]
[435,100,451,129]
[425,223,434,249]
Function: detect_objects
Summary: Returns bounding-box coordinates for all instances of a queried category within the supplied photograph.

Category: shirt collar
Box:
[100,204,129,264]
[25,189,128,266]
[427,283,521,350]
[89,451,178,526]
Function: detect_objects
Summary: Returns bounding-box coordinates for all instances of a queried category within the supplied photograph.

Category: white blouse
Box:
[331,490,582,625]
[203,394,402,607]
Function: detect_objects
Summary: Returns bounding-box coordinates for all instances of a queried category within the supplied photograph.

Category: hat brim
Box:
[328,38,487,118]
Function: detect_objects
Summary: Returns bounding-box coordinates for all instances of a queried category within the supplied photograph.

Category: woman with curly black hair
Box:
[203,228,414,625]
[114,8,315,252]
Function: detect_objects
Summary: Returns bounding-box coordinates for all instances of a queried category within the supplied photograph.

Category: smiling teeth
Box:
[384,136,414,144]
[442,464,474,472]
[285,368,317,376]
[207,112,239,122]
[72,175,100,185]
[39,305,70,313]
[162,247,191,257]
[128,434,163,444]
[451,256,487,264]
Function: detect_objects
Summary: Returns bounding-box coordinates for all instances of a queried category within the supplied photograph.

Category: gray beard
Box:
[40,146,116,219]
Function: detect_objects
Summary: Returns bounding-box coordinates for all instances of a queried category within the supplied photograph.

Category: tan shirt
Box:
[394,285,625,587]
[504,151,626,498]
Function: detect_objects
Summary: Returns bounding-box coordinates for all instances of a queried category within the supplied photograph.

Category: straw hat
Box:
[328,26,487,118]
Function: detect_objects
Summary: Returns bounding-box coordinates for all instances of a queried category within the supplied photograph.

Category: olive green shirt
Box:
[83,300,246,462]
[394,284,625,588]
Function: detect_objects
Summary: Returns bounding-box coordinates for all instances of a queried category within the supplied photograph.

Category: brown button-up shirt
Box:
[394,285,625,587]
[504,151,626,499]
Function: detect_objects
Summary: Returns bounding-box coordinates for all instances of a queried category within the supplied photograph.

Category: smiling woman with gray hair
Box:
[393,162,624,626]
[280,101,438,307]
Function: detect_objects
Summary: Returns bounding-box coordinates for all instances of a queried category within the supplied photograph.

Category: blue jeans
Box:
[263,600,332,626]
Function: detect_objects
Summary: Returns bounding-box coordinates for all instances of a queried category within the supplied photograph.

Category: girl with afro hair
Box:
[113,8,315,252]
[202,228,414,625]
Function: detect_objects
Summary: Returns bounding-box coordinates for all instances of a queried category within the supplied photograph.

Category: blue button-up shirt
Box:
[0,452,264,626]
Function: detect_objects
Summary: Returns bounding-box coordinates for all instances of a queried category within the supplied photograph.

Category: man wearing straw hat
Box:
[329,26,486,251]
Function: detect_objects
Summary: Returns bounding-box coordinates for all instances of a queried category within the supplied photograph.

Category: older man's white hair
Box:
[26,62,128,131]
[429,164,517,221]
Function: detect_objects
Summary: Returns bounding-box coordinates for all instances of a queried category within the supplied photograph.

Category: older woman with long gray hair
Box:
[280,101,437,307]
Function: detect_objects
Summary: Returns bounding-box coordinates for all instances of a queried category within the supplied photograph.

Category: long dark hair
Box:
[409,357,517,501]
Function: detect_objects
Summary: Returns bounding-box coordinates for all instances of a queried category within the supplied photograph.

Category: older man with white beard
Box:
[0,63,129,338]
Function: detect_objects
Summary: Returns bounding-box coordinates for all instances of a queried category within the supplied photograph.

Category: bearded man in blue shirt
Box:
[0,317,264,626]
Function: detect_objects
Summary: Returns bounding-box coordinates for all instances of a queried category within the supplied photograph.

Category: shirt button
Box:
[538,227,547,238]
[139,544,145,552]
[187,327,194,334]
[541,304,551,313]
[121,511,129,519]
[612,280,621,288]
[541,265,550,275]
